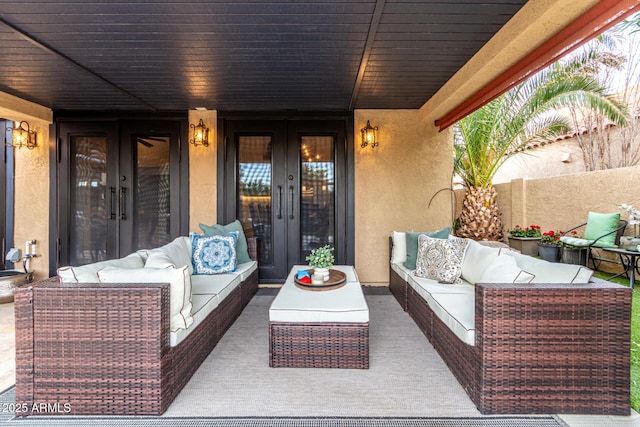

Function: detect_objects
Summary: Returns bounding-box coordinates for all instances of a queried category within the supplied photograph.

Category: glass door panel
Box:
[300,136,335,259]
[69,135,108,265]
[223,118,349,283]
[58,119,183,269]
[135,135,171,250]
[238,136,273,265]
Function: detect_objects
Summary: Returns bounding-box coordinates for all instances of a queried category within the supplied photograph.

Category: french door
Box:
[57,119,184,267]
[221,117,353,283]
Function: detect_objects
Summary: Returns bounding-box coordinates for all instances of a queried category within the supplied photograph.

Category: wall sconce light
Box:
[360,120,378,149]
[8,121,37,150]
[189,119,209,147]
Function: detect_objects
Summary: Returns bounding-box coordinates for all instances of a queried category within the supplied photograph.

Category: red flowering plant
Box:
[541,229,579,245]
[508,224,542,238]
[540,230,562,245]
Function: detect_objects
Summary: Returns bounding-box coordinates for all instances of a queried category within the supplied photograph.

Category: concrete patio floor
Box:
[0,297,637,426]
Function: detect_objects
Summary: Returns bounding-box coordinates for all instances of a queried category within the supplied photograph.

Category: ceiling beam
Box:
[0,16,158,111]
[349,0,385,110]
[435,0,640,131]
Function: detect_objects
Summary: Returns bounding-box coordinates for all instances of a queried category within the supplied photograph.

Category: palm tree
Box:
[454,51,627,241]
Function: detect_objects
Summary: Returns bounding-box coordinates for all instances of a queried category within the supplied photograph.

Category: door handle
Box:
[276,185,283,219]
[109,186,116,220]
[289,185,295,220]
[119,186,127,220]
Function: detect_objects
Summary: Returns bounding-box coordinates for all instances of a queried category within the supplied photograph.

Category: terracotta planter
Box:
[508,236,541,257]
[537,243,560,262]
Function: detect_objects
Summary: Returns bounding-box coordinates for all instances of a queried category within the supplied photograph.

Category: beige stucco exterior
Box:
[455,165,640,272]
[460,166,640,236]
[188,109,218,232]
[354,110,454,285]
[0,92,52,281]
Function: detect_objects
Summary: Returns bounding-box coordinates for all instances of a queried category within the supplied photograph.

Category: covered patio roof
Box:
[0,0,623,118]
[0,0,531,112]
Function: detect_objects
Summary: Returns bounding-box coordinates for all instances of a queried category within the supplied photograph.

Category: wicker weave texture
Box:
[390,267,632,415]
[15,282,172,416]
[389,269,407,311]
[15,268,259,416]
[476,283,631,415]
[269,322,369,369]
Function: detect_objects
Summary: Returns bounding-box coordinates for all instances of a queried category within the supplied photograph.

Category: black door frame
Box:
[51,112,189,275]
[217,111,355,282]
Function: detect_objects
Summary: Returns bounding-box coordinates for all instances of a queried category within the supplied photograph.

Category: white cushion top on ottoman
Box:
[270,266,368,324]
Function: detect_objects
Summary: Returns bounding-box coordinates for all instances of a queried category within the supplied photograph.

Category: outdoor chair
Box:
[559,211,627,269]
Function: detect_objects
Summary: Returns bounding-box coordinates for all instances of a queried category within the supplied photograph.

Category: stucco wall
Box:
[456,166,640,271]
[354,110,453,285]
[188,110,217,232]
[0,92,52,281]
[459,166,640,235]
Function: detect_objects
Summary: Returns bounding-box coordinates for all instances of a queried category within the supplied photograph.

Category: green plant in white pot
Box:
[306,245,334,281]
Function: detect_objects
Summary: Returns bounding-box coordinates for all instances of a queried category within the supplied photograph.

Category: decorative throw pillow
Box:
[97,265,193,332]
[403,227,451,270]
[584,211,621,248]
[199,220,252,264]
[479,254,535,284]
[414,234,469,284]
[191,231,238,274]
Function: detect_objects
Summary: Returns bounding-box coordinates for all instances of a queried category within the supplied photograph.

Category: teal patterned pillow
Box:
[191,231,238,274]
[199,220,252,264]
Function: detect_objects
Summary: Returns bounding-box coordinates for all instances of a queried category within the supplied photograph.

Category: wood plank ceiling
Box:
[0,1,527,112]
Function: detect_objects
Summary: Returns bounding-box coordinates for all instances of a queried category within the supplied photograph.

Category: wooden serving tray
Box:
[294,269,347,291]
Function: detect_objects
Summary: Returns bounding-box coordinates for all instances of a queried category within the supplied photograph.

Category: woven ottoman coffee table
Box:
[269,265,369,369]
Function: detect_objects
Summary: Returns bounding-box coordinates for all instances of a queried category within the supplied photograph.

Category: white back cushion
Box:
[461,240,503,285]
[57,252,145,283]
[504,251,593,284]
[391,231,407,264]
[479,254,535,284]
[146,236,193,275]
[98,266,194,331]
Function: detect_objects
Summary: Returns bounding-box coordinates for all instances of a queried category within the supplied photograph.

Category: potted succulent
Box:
[537,230,562,262]
[507,224,542,256]
[306,245,335,281]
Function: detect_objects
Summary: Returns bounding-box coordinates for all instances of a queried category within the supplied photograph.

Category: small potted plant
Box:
[538,230,562,262]
[306,245,335,281]
[507,224,542,256]
[618,204,640,250]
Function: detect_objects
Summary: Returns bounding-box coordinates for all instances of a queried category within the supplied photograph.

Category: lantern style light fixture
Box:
[8,121,37,150]
[360,120,378,149]
[189,118,209,147]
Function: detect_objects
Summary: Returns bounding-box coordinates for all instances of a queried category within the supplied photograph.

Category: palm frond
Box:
[454,46,629,188]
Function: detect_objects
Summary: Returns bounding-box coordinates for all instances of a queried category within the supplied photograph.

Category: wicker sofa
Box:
[389,233,632,415]
[14,235,259,416]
